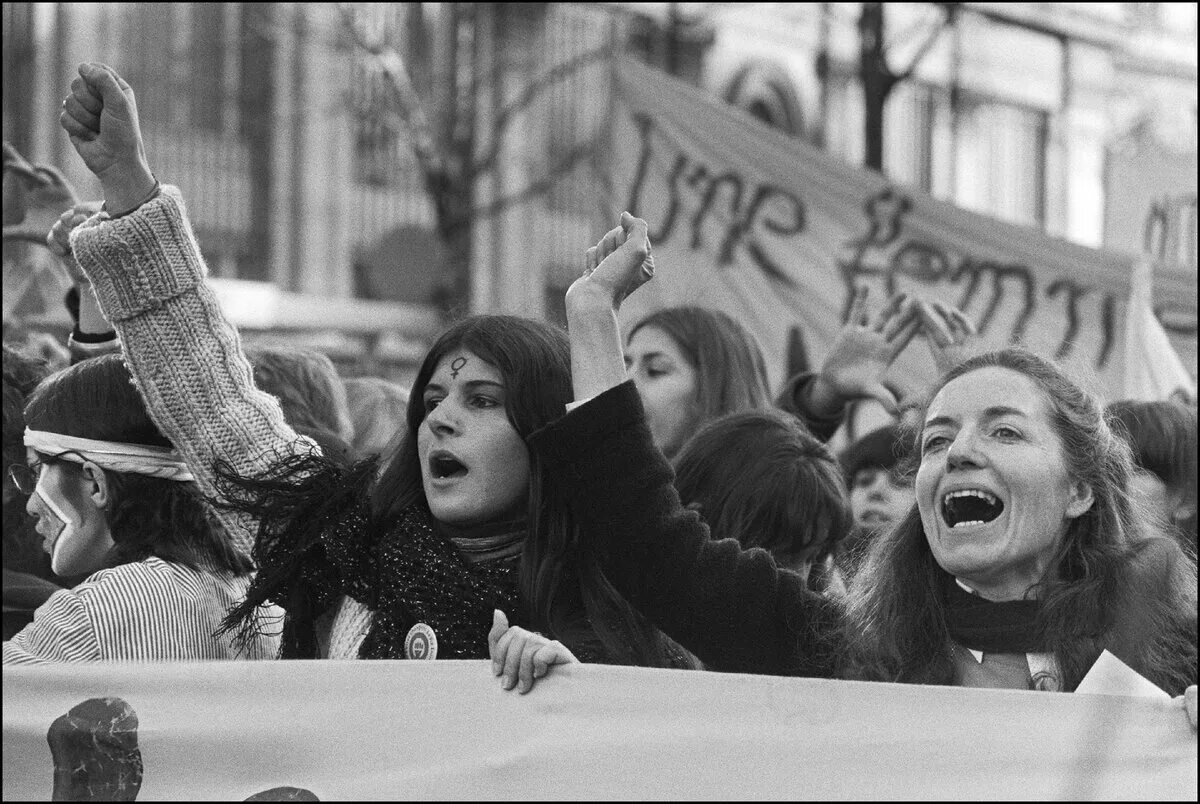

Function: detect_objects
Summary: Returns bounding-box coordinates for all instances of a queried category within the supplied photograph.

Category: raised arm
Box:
[539,215,841,676]
[59,62,308,558]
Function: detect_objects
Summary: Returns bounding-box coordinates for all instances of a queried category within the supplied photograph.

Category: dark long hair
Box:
[373,315,688,666]
[840,348,1197,694]
[628,306,772,425]
[23,353,251,575]
[674,409,852,575]
[1107,399,1197,550]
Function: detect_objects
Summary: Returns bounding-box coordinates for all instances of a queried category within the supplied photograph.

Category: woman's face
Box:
[915,367,1094,601]
[626,325,702,460]
[850,467,915,532]
[24,450,113,577]
[417,350,530,526]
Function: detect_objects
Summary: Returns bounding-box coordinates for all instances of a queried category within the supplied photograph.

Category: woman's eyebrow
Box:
[462,380,506,392]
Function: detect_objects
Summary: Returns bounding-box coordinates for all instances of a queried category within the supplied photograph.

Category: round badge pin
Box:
[404,623,438,660]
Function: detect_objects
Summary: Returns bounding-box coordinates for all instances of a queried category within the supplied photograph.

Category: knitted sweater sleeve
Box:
[70,186,310,559]
[528,381,841,677]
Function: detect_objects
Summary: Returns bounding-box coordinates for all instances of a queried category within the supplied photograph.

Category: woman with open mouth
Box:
[57,63,692,678]
[516,210,1197,707]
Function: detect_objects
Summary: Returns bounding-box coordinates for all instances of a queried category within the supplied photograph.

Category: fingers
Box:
[915,301,954,347]
[885,316,921,360]
[491,621,518,677]
[63,93,100,136]
[532,641,578,678]
[585,246,598,275]
[517,641,538,694]
[597,225,624,262]
[60,108,97,141]
[500,628,524,690]
[78,62,129,108]
[488,609,509,656]
[879,299,918,342]
[870,292,908,333]
[863,381,899,415]
[932,300,976,337]
[47,208,75,256]
[69,76,103,115]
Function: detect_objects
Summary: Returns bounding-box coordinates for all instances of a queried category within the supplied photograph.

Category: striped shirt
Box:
[2,557,281,665]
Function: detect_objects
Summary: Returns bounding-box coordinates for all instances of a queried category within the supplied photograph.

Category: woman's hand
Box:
[565,211,654,314]
[915,299,979,377]
[563,212,655,404]
[47,201,104,286]
[59,63,155,216]
[808,288,921,415]
[488,609,578,694]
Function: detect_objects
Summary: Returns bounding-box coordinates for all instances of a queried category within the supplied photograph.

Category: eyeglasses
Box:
[7,462,44,495]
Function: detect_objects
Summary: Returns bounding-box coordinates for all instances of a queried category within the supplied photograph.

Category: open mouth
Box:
[941,489,1004,529]
[428,451,468,480]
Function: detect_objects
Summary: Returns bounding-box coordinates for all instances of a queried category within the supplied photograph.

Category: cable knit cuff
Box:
[71,186,206,322]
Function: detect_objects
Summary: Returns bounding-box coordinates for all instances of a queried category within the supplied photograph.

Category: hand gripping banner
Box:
[3,661,1195,800]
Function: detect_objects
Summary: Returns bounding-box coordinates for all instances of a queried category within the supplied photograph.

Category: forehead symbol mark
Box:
[450,356,468,379]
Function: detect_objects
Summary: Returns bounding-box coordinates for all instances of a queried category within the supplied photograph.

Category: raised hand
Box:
[59,62,155,215]
[567,211,655,313]
[915,299,979,376]
[47,201,104,285]
[488,609,578,694]
[809,287,921,415]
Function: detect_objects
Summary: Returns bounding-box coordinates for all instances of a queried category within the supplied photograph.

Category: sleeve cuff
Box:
[529,381,646,471]
[72,185,207,322]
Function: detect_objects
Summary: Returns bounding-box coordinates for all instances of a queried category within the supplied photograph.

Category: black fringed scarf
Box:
[942,572,1049,654]
[216,452,523,659]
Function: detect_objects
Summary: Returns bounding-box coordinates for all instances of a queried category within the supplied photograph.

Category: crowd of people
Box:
[3,63,1197,728]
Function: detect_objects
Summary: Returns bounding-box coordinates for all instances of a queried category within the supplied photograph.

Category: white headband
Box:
[24,429,196,483]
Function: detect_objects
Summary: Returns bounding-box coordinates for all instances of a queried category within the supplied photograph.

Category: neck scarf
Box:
[440,517,527,564]
[942,572,1048,654]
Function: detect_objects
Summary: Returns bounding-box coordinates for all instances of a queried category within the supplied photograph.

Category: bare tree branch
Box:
[449,142,596,232]
[469,43,616,176]
[337,3,447,187]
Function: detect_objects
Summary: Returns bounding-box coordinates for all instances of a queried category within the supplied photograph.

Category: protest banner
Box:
[606,58,1198,401]
[3,660,1195,801]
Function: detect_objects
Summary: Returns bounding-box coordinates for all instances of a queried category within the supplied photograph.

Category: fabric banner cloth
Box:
[3,660,1195,801]
[606,58,1198,398]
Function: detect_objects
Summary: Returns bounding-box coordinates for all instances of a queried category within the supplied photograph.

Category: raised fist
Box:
[59,63,155,215]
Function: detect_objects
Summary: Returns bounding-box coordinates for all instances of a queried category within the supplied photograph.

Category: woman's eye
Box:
[423,397,443,413]
[993,426,1021,440]
[645,367,668,378]
[922,435,948,453]
[471,395,500,408]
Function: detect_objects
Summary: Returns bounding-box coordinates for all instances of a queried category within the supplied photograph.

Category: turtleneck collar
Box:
[436,516,527,565]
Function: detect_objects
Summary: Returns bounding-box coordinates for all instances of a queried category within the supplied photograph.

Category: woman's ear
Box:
[80,461,110,510]
[1065,480,1095,520]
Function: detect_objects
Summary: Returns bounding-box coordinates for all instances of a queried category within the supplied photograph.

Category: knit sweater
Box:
[71,187,311,564]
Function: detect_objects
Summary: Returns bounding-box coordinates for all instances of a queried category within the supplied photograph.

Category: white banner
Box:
[3,660,1196,801]
[608,59,1198,399]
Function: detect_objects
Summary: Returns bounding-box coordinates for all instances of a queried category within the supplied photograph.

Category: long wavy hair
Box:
[628,306,772,428]
[840,348,1197,694]
[373,314,689,667]
[23,353,250,575]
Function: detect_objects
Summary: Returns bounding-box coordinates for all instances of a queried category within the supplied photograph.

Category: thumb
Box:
[78,63,127,107]
[488,609,509,649]
[862,382,899,415]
